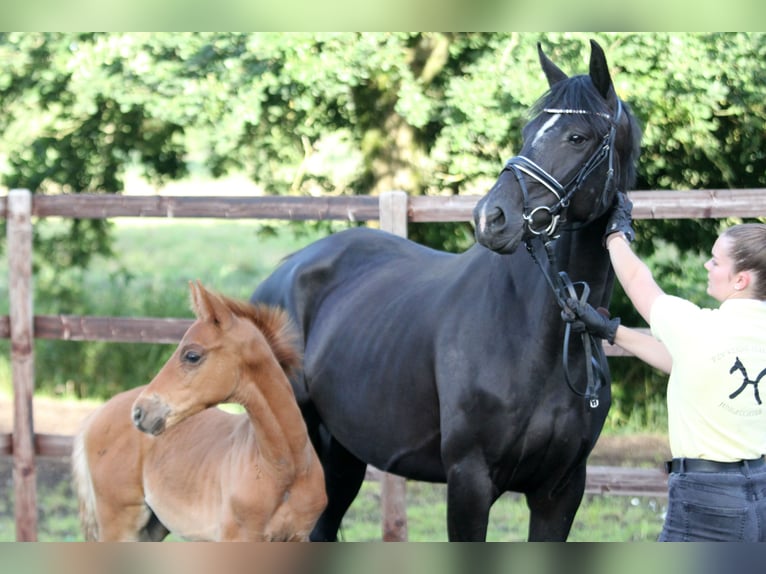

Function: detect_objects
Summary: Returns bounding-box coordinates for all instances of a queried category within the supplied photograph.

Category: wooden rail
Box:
[408,188,766,221]
[1,188,762,221]
[2,188,764,541]
[365,465,668,498]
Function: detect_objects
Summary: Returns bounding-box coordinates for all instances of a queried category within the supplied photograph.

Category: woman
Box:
[567,193,766,542]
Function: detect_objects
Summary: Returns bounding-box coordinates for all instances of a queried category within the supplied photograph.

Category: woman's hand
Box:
[562,297,620,345]
[604,191,635,246]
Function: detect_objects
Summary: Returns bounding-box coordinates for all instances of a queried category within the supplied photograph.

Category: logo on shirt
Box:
[729,356,765,406]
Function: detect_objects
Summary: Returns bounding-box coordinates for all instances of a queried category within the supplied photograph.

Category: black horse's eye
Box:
[568,133,587,145]
[182,349,203,364]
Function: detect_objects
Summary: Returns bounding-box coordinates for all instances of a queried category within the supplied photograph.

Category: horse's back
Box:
[77,387,147,466]
[75,389,244,540]
[253,227,447,314]
[75,386,146,483]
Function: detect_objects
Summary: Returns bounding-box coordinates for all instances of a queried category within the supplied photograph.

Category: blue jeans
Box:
[659,460,766,541]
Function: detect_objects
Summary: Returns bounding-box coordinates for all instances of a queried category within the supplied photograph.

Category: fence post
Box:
[379,190,409,238]
[8,189,37,541]
[377,191,409,542]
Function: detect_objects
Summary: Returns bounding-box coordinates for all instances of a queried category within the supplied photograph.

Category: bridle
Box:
[506,99,622,238]
[507,100,624,408]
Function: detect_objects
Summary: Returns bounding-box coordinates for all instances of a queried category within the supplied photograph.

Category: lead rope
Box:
[525,235,606,408]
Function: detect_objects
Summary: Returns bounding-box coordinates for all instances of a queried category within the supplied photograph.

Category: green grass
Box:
[339,482,664,542]
[0,461,665,542]
[91,218,322,301]
[34,217,334,307]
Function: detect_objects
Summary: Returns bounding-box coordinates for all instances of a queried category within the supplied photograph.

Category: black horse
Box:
[251,39,641,541]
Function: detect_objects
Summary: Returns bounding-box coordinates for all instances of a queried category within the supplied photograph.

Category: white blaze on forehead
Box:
[531,113,560,149]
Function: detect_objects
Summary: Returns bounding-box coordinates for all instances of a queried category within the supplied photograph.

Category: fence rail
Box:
[2,188,766,221]
[2,187,764,541]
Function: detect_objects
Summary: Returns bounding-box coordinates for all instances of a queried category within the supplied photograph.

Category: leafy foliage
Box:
[3,33,766,228]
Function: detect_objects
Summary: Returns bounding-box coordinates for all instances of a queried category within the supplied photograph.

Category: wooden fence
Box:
[2,187,765,541]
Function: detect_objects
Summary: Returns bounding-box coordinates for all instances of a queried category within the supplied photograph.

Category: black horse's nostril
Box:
[478,205,506,232]
[486,206,506,228]
[132,406,144,427]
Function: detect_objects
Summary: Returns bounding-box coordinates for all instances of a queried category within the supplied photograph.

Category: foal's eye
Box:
[183,350,202,364]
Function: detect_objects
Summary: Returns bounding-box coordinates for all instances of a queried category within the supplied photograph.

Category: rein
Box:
[525,236,608,408]
[512,101,623,407]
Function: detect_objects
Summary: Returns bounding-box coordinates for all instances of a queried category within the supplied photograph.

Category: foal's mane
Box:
[213,293,302,378]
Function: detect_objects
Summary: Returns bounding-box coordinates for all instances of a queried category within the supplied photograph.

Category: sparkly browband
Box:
[543,108,612,120]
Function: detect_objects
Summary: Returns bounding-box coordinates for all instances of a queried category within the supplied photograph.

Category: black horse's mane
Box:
[529,74,642,192]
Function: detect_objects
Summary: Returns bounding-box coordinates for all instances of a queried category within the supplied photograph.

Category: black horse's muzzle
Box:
[473,195,525,254]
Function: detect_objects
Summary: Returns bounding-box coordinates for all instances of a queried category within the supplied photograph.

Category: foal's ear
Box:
[190,280,234,330]
[189,280,203,316]
[588,39,616,104]
[538,42,568,87]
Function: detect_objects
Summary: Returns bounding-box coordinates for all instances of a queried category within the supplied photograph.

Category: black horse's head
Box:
[474,39,641,254]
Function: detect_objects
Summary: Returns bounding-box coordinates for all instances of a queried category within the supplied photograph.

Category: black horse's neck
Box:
[553,214,615,308]
[516,229,612,320]
[518,216,614,407]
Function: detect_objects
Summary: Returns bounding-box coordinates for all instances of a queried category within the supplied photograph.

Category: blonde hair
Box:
[722,223,766,300]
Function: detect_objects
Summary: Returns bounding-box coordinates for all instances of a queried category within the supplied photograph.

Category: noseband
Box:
[513,99,624,408]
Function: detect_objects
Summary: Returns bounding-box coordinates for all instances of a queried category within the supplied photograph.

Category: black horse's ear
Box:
[538,42,568,87]
[588,39,616,103]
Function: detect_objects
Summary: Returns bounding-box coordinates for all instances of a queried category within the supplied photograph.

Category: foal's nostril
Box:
[132,406,144,427]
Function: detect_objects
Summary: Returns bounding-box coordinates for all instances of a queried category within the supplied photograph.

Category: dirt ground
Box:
[0,395,99,438]
[0,395,671,467]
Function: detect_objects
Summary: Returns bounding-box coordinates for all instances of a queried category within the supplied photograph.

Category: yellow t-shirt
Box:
[650,295,766,461]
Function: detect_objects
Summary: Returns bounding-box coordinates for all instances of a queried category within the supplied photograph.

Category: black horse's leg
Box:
[138,512,170,541]
[525,464,587,541]
[445,457,495,541]
[310,434,368,542]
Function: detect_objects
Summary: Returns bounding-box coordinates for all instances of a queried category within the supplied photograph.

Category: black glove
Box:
[561,297,620,345]
[604,191,635,246]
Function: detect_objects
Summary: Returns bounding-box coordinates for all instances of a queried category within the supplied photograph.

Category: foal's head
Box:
[131,281,301,436]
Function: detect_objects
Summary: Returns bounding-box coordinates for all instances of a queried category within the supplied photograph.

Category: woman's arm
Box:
[612,324,672,374]
[606,233,666,325]
[562,296,673,374]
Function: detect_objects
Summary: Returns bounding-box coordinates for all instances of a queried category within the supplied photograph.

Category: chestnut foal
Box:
[71,281,326,541]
